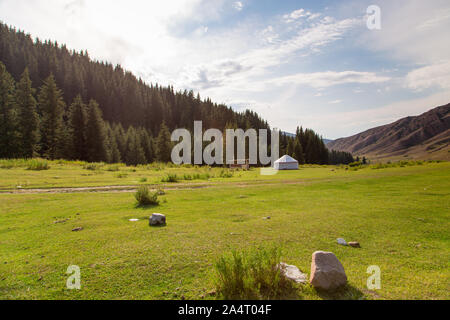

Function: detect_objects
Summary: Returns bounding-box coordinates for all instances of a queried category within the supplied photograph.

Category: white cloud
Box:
[406,61,450,91]
[270,71,390,88]
[283,9,308,23]
[362,0,450,65]
[233,1,243,12]
[329,100,342,104]
[300,91,450,139]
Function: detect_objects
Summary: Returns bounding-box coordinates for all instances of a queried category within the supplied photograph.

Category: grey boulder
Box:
[310,251,347,291]
[149,213,166,226]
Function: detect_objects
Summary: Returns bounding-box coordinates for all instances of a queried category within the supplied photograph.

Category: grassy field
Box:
[0,160,449,300]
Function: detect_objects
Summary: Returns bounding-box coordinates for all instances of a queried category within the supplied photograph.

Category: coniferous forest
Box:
[0,23,353,165]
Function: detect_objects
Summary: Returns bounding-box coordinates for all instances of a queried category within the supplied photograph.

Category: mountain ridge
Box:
[327,104,450,161]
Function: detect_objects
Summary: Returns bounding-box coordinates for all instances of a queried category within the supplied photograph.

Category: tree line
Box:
[280,128,354,165]
[0,22,354,165]
[0,23,269,135]
[0,62,164,164]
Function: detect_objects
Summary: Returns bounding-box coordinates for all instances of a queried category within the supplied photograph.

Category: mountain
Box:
[327,104,450,161]
[323,139,334,145]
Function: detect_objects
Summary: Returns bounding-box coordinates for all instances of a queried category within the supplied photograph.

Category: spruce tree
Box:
[85,99,107,162]
[0,62,18,158]
[68,95,87,160]
[140,128,154,163]
[38,74,65,160]
[16,68,39,158]
[156,121,172,162]
[293,139,305,164]
[125,126,146,166]
[287,139,294,157]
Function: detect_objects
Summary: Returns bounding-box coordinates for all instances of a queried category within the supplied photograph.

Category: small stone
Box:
[54,219,69,224]
[348,242,361,248]
[208,290,216,296]
[310,251,347,291]
[263,216,271,220]
[337,238,347,246]
[72,227,83,232]
[181,295,185,300]
[129,219,139,222]
[279,263,308,284]
[149,213,166,226]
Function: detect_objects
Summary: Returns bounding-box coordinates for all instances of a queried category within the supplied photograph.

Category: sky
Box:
[1,0,449,139]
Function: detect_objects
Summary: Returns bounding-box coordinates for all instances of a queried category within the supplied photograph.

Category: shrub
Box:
[26,159,50,171]
[83,163,104,171]
[135,186,159,207]
[115,173,128,179]
[139,177,148,183]
[106,165,120,172]
[220,169,234,178]
[215,246,294,300]
[161,174,179,183]
[348,161,362,168]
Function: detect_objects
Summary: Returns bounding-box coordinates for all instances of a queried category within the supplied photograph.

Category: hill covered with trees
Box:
[0,22,353,165]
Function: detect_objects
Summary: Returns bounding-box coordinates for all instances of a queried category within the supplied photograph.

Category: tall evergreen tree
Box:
[287,139,294,157]
[293,139,305,164]
[38,74,65,159]
[0,62,17,158]
[16,68,39,158]
[156,121,172,162]
[140,128,155,163]
[68,95,87,160]
[125,126,146,166]
[105,125,122,164]
[85,99,107,162]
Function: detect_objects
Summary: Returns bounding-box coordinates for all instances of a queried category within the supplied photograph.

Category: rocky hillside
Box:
[327,104,450,161]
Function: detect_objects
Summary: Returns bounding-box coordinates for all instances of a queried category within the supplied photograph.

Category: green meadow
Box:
[0,160,449,300]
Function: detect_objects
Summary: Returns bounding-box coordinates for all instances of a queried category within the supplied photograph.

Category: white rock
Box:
[129,219,139,222]
[337,238,347,246]
[279,263,308,284]
[149,213,166,226]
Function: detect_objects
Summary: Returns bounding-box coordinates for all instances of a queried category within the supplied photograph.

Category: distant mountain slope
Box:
[328,104,450,161]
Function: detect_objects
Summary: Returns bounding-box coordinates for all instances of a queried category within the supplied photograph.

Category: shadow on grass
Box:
[134,203,159,210]
[314,284,365,300]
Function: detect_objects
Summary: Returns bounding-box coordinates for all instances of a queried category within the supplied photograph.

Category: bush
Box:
[26,159,50,171]
[106,165,121,172]
[139,177,148,183]
[348,161,362,168]
[115,173,128,179]
[161,174,179,183]
[220,169,234,178]
[215,246,294,300]
[83,163,104,171]
[135,186,159,207]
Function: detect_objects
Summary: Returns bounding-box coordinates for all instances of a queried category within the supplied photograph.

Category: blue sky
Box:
[1,0,449,138]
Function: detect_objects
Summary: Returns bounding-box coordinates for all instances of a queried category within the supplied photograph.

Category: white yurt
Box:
[274,155,299,170]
